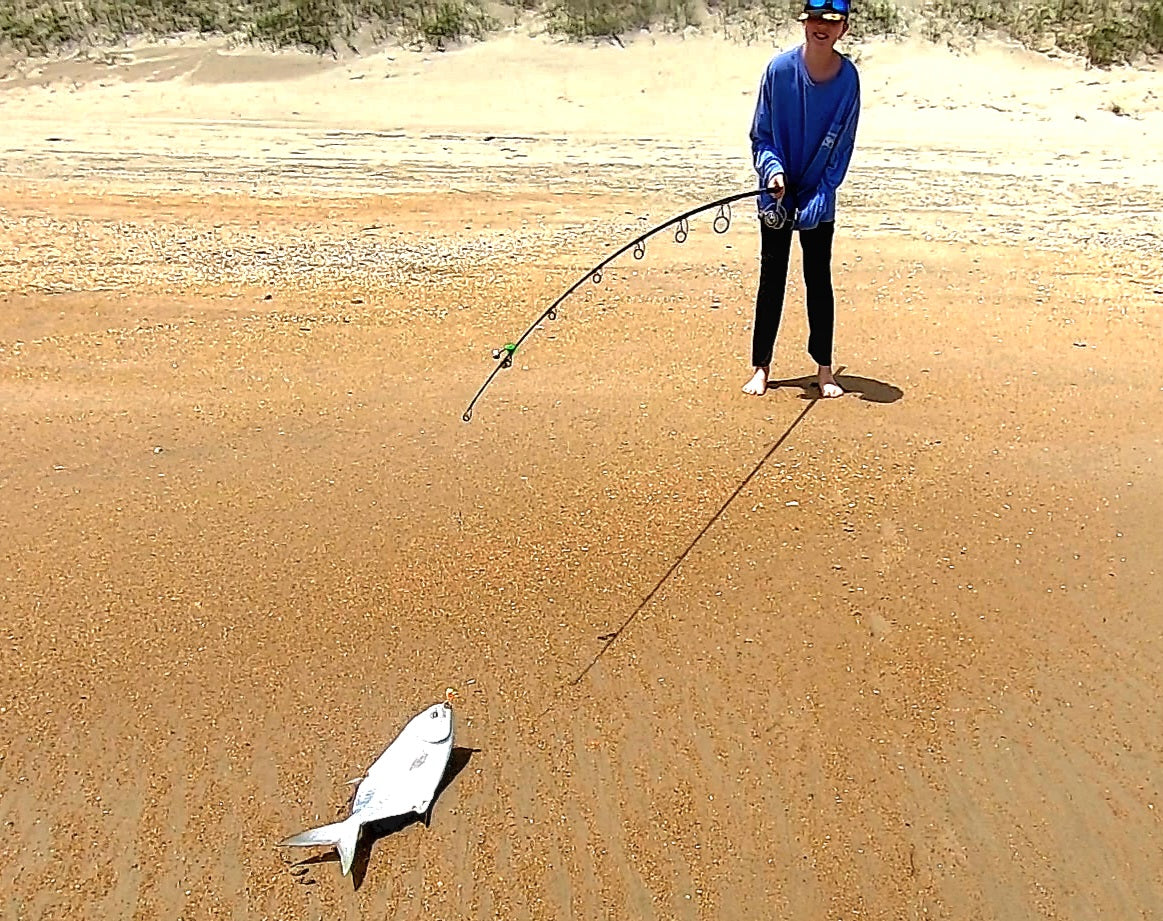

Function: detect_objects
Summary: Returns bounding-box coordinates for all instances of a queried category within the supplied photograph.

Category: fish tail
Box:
[279,817,362,876]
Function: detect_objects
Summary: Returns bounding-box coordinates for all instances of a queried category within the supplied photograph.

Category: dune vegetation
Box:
[1,0,1160,64]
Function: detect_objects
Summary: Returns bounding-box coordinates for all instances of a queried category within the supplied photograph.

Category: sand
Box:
[2,24,1162,921]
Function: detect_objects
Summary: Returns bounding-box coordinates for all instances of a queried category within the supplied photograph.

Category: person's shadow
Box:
[287,746,479,890]
[768,373,903,403]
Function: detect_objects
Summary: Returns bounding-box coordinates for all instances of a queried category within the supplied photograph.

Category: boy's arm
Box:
[750,68,786,188]
[820,83,861,197]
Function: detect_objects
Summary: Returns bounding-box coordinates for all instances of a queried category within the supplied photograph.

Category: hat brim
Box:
[798,11,847,20]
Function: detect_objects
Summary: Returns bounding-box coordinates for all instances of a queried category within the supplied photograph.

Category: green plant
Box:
[3,0,1160,60]
[848,0,906,37]
[1147,0,1163,46]
[0,0,493,53]
[924,0,1163,65]
[406,0,493,47]
[548,0,654,38]
[709,0,906,42]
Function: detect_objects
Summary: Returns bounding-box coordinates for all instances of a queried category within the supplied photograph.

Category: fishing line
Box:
[462,188,794,422]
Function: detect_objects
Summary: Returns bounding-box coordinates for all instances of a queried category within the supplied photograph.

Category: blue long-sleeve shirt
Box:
[750,48,861,227]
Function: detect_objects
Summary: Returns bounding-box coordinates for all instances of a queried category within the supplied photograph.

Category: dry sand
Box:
[2,25,1162,921]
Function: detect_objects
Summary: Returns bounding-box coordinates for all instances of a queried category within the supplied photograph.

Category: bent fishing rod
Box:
[461,187,795,423]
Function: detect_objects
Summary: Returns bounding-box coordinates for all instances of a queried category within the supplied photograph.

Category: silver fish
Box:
[280,689,456,875]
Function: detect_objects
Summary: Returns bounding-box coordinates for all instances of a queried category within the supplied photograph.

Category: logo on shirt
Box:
[823,134,837,149]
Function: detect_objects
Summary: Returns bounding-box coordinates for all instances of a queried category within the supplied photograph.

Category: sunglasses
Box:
[800,0,850,19]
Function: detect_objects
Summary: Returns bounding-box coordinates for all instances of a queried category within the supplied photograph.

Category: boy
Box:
[744,0,861,398]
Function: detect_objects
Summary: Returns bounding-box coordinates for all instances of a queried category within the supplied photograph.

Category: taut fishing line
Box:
[462,188,794,422]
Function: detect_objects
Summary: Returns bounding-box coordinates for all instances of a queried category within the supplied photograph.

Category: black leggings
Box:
[751,220,836,368]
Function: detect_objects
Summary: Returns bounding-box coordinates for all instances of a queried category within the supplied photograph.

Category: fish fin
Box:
[279,818,362,876]
[344,776,364,786]
[336,821,360,876]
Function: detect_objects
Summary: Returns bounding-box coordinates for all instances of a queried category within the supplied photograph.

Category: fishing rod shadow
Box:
[768,373,903,403]
[538,393,825,718]
[291,746,481,890]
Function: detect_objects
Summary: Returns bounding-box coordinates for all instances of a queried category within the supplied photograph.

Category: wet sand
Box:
[2,30,1162,920]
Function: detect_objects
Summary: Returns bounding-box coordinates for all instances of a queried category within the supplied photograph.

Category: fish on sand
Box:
[279,689,457,875]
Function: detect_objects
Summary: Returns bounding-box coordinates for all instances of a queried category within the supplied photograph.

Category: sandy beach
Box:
[2,24,1162,920]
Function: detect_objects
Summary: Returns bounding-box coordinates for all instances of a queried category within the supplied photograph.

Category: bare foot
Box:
[817,365,844,398]
[742,367,769,396]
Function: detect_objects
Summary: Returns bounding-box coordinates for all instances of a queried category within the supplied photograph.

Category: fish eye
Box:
[431,711,439,719]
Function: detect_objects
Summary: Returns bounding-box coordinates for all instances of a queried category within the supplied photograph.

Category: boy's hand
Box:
[796,194,826,231]
[767,172,786,200]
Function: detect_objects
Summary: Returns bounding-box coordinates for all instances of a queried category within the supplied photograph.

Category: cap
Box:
[799,0,850,21]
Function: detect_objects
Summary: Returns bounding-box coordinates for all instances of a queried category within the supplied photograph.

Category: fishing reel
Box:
[760,201,796,230]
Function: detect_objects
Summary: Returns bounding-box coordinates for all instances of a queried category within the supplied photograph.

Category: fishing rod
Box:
[461,187,795,422]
